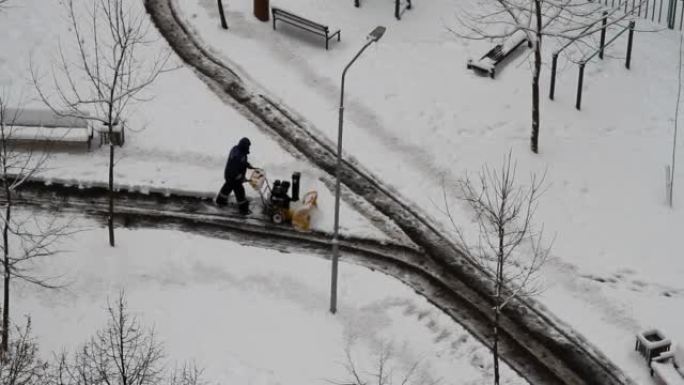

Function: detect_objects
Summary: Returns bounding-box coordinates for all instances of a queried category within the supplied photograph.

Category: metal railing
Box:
[598,0,684,29]
[549,11,609,100]
[575,20,635,109]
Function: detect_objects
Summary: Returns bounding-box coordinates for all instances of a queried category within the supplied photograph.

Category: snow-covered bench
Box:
[0,108,93,150]
[652,344,684,385]
[467,30,529,78]
[635,329,684,384]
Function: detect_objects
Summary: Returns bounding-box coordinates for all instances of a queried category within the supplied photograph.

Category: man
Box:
[216,137,255,215]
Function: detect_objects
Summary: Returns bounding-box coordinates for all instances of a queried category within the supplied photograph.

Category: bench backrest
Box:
[272,7,328,31]
[1,108,89,129]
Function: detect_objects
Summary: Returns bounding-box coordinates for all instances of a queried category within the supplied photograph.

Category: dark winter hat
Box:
[238,137,251,153]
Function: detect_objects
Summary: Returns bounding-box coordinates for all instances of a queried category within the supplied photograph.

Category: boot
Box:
[238,200,251,215]
[215,193,228,207]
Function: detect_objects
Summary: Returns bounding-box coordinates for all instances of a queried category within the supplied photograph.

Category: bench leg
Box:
[338,31,341,41]
[407,0,412,9]
[273,18,276,30]
[355,0,360,7]
[326,33,329,50]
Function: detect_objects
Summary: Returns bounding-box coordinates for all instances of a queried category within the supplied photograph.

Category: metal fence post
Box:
[600,12,608,59]
[626,21,635,69]
[660,0,665,23]
[576,62,586,110]
[673,0,678,28]
[550,53,558,100]
[641,0,646,17]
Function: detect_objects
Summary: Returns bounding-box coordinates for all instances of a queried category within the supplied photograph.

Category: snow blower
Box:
[248,169,317,230]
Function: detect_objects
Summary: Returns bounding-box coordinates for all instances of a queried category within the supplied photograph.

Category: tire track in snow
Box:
[11,179,548,384]
[142,2,637,385]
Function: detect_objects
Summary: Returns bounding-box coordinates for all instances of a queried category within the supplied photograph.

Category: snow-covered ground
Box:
[13,213,525,385]
[173,0,684,383]
[2,0,684,383]
[0,0,389,239]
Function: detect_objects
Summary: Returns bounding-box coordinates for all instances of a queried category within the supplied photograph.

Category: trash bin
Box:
[254,0,269,21]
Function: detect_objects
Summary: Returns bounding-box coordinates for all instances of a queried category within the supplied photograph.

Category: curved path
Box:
[141,2,636,384]
[13,178,561,385]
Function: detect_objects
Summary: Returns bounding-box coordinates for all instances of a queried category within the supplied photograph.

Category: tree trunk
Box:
[493,305,501,385]
[108,135,115,247]
[493,224,505,385]
[531,0,543,154]
[0,120,9,359]
[2,183,10,357]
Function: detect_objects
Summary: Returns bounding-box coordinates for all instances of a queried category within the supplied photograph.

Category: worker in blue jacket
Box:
[216,137,255,214]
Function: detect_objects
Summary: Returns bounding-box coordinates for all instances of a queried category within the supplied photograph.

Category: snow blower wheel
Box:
[272,211,285,224]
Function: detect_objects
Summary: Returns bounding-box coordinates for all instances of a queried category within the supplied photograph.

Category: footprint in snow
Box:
[581,273,684,298]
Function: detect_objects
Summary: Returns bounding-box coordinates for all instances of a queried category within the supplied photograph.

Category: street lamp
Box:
[217,0,228,29]
[330,26,386,314]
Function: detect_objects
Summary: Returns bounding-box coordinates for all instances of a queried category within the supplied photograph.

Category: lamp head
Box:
[367,26,386,43]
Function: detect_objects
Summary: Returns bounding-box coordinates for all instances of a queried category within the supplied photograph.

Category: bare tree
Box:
[32,0,172,247]
[0,95,72,358]
[453,0,639,153]
[444,152,551,385]
[51,292,206,385]
[0,318,48,385]
[66,293,163,385]
[170,362,207,385]
[331,341,439,385]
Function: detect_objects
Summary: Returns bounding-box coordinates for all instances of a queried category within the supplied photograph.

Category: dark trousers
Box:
[216,180,249,213]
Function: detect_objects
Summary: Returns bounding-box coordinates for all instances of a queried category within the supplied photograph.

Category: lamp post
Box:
[330,26,386,314]
[217,0,228,29]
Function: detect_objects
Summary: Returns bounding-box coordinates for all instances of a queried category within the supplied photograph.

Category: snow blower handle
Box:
[248,169,267,190]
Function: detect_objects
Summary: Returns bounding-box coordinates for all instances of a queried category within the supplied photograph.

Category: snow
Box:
[173,0,684,383]
[0,126,92,143]
[12,213,526,385]
[2,0,684,383]
[0,108,89,128]
[501,30,528,54]
[0,0,391,241]
[653,362,684,385]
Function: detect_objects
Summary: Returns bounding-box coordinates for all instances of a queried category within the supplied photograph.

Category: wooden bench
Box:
[271,7,340,50]
[0,108,93,150]
[467,30,529,79]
